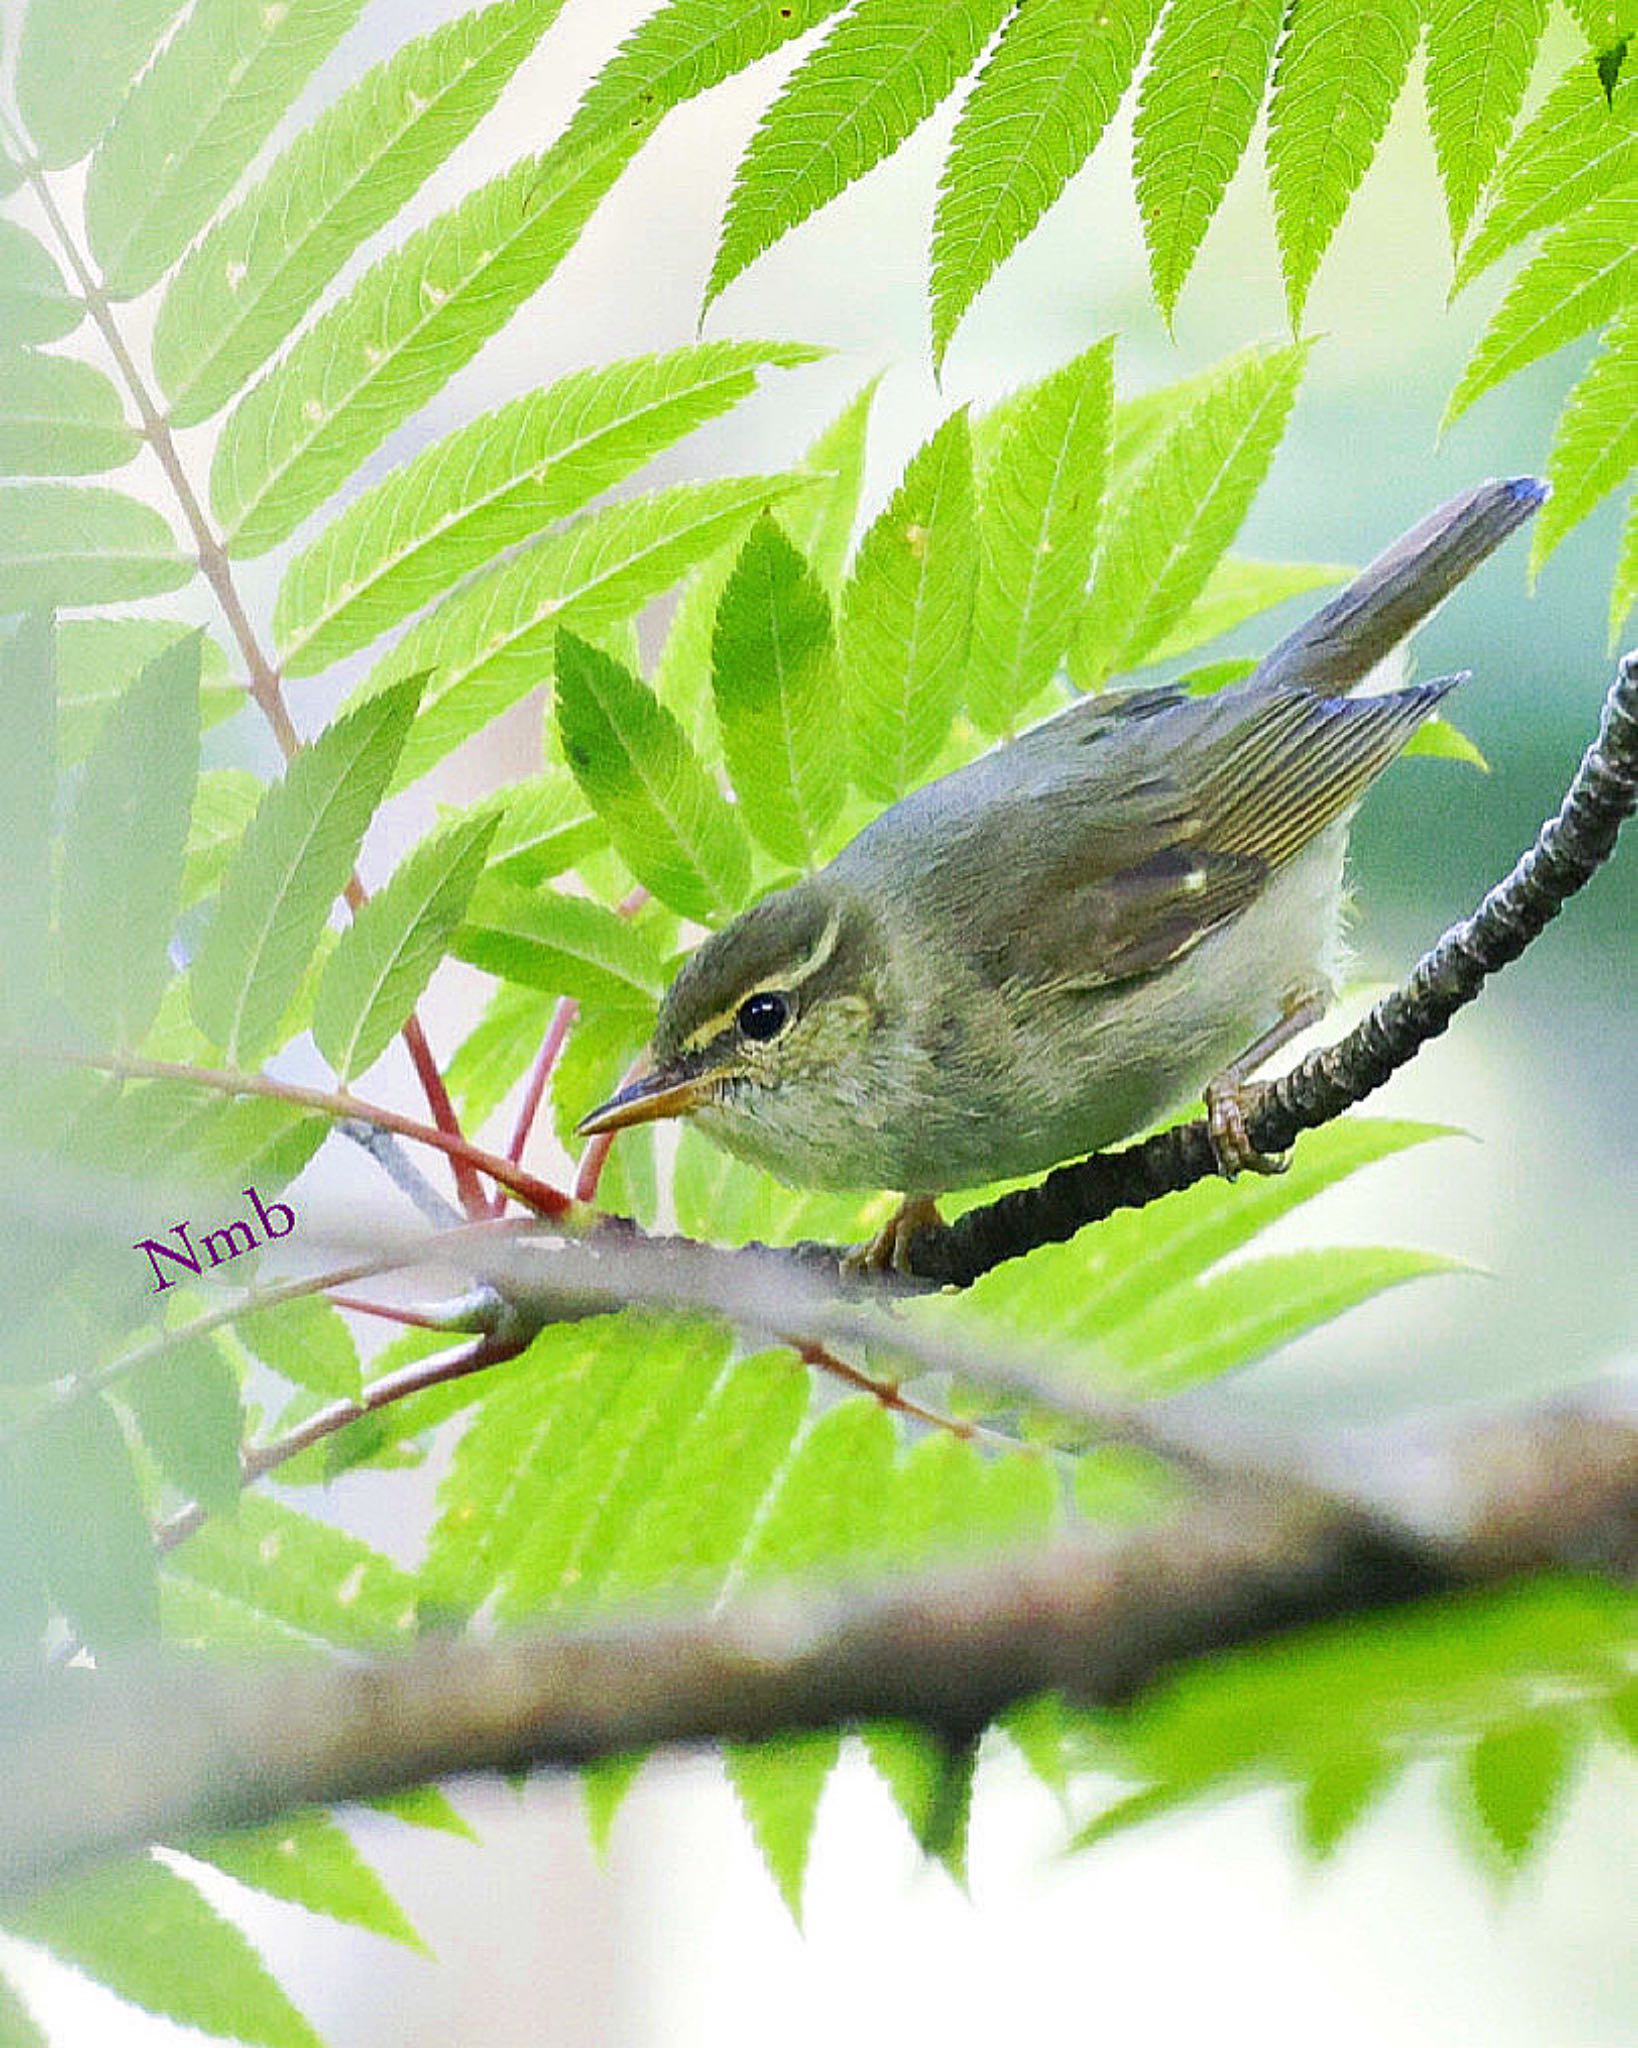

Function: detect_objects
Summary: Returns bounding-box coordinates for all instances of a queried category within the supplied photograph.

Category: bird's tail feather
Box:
[1252,477,1546,697]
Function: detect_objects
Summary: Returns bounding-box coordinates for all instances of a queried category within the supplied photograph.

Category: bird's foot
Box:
[1204,1074,1287,1179]
[843,1194,944,1279]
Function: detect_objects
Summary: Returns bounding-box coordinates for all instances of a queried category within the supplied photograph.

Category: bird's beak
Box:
[576,1065,713,1137]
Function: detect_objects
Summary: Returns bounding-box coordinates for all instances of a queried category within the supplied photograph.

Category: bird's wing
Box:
[968,677,1458,994]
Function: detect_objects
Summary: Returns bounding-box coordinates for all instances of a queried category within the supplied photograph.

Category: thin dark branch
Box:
[890,650,1638,1288]
[2,1401,1629,1899]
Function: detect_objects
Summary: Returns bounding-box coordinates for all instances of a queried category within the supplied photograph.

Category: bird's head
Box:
[577,880,889,1167]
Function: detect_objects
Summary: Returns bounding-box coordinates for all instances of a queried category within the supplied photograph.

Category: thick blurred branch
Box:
[888,649,1638,1287]
[0,1398,1630,1899]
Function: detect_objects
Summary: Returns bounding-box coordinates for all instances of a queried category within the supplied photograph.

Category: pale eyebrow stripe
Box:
[679,909,843,1054]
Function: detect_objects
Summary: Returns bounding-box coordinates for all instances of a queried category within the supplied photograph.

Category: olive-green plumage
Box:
[582,479,1544,1200]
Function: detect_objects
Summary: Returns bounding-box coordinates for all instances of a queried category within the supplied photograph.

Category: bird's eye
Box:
[737,992,790,1043]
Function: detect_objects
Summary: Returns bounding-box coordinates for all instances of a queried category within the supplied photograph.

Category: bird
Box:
[580,477,1546,1271]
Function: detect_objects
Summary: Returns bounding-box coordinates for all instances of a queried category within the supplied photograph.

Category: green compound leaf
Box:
[1463,1717,1578,1868]
[0,352,140,477]
[840,408,979,801]
[190,677,421,1066]
[183,771,267,908]
[187,1811,424,1952]
[1424,0,1548,245]
[1135,0,1284,324]
[1532,303,1638,575]
[56,619,237,766]
[446,982,555,1129]
[0,615,55,1038]
[155,0,559,425]
[58,631,201,1048]
[1454,62,1638,289]
[725,1733,840,1926]
[1266,0,1421,329]
[1143,554,1354,664]
[1072,341,1309,686]
[708,0,1013,315]
[361,471,810,792]
[164,1493,421,1652]
[933,0,1163,368]
[557,629,752,921]
[1444,183,1638,428]
[4,1858,322,2048]
[1297,1746,1400,1859]
[473,771,607,887]
[0,484,191,610]
[314,810,499,1083]
[968,338,1113,735]
[1612,491,1638,645]
[0,222,80,348]
[238,1295,362,1401]
[15,0,186,169]
[710,513,845,867]
[122,1333,244,1518]
[85,0,369,300]
[10,1392,158,1649]
[276,341,818,676]
[453,876,664,1010]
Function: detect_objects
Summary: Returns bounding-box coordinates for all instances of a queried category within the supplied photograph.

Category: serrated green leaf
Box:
[188,1811,424,1952]
[59,632,201,1047]
[1298,1747,1398,1858]
[0,221,81,347]
[1071,342,1309,686]
[11,1391,158,1647]
[365,1787,476,1840]
[211,142,644,557]
[276,342,818,676]
[85,0,368,299]
[122,1334,244,1516]
[1135,0,1284,322]
[365,473,810,792]
[15,0,185,169]
[454,875,664,1008]
[0,351,140,476]
[709,0,1012,314]
[1565,0,1638,54]
[0,484,190,609]
[779,376,880,591]
[841,409,979,800]
[314,811,498,1082]
[1144,554,1354,664]
[1464,1717,1577,1867]
[5,1859,322,2048]
[556,631,752,920]
[710,513,844,865]
[154,0,559,424]
[446,981,556,1130]
[1532,302,1638,572]
[1403,715,1489,769]
[968,340,1113,733]
[0,615,55,1038]
[1425,0,1548,244]
[1445,183,1638,428]
[743,1397,898,1578]
[181,769,266,908]
[1266,0,1421,328]
[238,1295,361,1401]
[725,1733,840,1924]
[1611,488,1638,644]
[474,773,607,886]
[932,0,1162,366]
[1455,64,1638,288]
[671,1124,885,1250]
[190,678,420,1064]
[55,619,238,766]
[165,1493,420,1650]
[1101,1246,1462,1394]
[0,1974,45,2048]
[943,1119,1453,1354]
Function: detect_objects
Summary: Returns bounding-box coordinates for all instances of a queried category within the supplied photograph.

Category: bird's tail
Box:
[1251,477,1547,697]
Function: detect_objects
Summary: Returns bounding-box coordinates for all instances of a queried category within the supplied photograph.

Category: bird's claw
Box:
[1205,1075,1288,1179]
[842,1195,944,1278]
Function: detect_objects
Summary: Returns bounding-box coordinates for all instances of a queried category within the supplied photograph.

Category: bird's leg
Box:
[843,1193,945,1279]
[1206,990,1328,1179]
